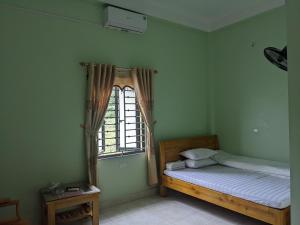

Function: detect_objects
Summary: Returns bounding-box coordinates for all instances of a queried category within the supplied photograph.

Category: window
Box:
[98,86,146,158]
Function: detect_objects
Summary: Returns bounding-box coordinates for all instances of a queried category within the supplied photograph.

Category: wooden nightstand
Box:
[40,183,100,225]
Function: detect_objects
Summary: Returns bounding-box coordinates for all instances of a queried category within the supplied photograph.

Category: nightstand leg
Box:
[47,204,56,225]
[92,198,100,225]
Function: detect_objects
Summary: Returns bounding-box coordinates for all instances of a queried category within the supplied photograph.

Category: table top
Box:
[41,183,100,202]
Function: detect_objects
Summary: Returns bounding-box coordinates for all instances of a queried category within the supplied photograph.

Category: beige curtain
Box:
[132,68,158,186]
[85,63,116,186]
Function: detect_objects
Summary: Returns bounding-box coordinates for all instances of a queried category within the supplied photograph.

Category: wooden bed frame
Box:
[159,135,290,225]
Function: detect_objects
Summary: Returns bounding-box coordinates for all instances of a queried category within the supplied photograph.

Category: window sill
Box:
[98,151,145,160]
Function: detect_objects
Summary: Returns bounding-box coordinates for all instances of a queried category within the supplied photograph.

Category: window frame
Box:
[98,86,146,159]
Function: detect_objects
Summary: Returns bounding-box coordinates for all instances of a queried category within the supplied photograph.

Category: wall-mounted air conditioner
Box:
[104,6,147,34]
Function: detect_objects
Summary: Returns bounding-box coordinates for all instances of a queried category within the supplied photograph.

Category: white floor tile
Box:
[76,192,269,225]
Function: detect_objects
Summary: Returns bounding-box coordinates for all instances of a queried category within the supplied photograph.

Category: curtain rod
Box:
[80,62,158,74]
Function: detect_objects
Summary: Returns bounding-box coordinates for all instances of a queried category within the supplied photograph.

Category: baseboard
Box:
[100,187,158,209]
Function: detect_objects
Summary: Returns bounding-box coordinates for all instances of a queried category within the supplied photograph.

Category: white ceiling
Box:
[98,0,285,32]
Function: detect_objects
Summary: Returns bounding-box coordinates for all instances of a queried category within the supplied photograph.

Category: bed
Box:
[159,135,290,225]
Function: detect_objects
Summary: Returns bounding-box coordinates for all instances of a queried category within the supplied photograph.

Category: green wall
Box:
[0,0,293,224]
[209,7,289,162]
[287,0,300,224]
[0,0,209,223]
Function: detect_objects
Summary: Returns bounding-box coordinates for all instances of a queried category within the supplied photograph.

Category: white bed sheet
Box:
[164,165,290,209]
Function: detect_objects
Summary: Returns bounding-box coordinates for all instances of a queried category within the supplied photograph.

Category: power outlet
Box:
[253,128,259,133]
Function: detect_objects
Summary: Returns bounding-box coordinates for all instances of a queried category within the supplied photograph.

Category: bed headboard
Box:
[159,135,219,179]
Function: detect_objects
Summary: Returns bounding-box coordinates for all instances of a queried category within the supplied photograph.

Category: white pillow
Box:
[213,151,290,177]
[211,151,232,162]
[180,148,217,160]
[166,160,186,171]
[185,158,217,168]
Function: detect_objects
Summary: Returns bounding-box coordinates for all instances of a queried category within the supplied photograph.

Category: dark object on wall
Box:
[264,46,288,71]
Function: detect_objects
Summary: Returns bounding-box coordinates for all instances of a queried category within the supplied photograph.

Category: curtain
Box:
[132,68,158,186]
[85,63,116,186]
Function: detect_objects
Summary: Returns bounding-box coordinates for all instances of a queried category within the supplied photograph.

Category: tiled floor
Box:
[79,192,268,225]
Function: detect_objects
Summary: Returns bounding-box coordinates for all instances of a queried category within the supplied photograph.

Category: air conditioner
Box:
[104,6,147,34]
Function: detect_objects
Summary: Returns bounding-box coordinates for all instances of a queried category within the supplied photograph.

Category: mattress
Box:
[164,165,290,209]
